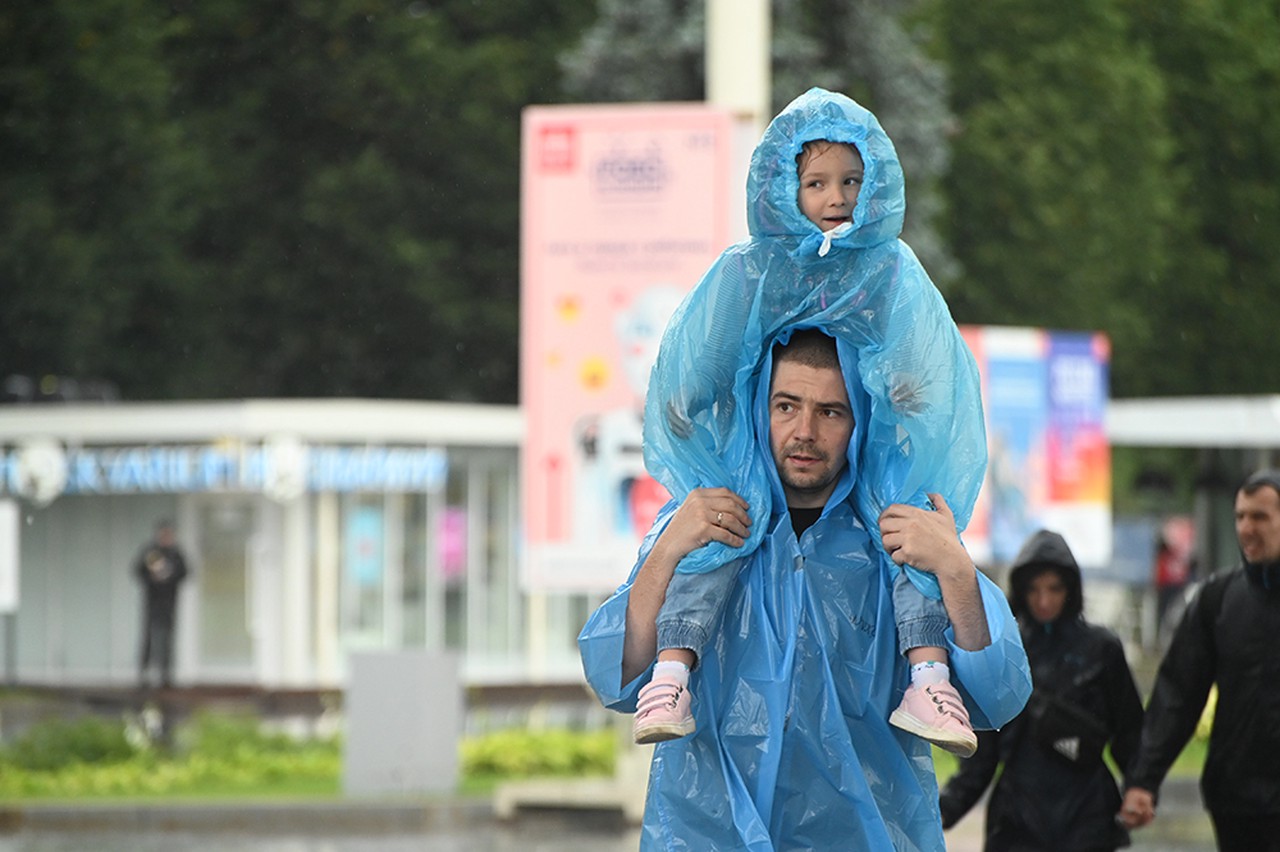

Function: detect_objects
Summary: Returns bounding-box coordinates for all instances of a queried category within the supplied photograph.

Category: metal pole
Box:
[4,613,14,685]
[706,0,771,137]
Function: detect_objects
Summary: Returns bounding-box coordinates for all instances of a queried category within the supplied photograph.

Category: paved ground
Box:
[0,780,1217,851]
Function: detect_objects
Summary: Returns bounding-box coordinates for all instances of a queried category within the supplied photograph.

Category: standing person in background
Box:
[1153,516,1195,636]
[134,520,188,689]
[939,529,1145,852]
[1121,469,1280,852]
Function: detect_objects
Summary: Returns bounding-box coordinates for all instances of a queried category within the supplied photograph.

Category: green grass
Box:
[0,712,1207,803]
[0,716,615,803]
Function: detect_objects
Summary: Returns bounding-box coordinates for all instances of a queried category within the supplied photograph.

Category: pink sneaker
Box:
[633,674,695,744]
[889,682,978,758]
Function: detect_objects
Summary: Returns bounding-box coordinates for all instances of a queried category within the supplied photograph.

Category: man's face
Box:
[768,358,854,508]
[1236,485,1280,564]
[797,142,864,232]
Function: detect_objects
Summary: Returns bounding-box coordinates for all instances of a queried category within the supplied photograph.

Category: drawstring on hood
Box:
[817,222,854,257]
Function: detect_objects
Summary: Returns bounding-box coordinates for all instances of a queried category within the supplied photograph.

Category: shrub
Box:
[3,716,137,772]
[460,728,615,780]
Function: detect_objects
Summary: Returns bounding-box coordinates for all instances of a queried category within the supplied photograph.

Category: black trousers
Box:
[1211,812,1280,852]
[140,616,175,686]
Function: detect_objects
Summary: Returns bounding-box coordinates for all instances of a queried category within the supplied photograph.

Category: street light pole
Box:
[706,0,771,138]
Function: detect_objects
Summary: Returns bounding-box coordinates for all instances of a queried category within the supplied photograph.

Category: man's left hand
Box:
[877,493,970,581]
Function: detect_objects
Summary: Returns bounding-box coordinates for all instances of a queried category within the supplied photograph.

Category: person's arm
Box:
[877,492,990,651]
[1104,633,1146,777]
[1121,577,1221,827]
[938,728,1002,829]
[621,487,749,685]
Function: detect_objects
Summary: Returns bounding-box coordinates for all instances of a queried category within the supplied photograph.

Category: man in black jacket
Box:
[1121,469,1280,851]
[133,520,188,689]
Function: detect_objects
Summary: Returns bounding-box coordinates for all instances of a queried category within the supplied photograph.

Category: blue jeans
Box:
[656,559,949,664]
[892,568,950,652]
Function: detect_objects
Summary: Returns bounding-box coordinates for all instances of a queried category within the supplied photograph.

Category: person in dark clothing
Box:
[939,529,1145,852]
[1121,469,1280,852]
[133,520,188,688]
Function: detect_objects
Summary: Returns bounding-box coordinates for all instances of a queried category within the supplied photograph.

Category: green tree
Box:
[165,0,593,401]
[0,1,204,398]
[563,0,960,286]
[1120,0,1280,395]
[936,0,1181,398]
[2,0,593,403]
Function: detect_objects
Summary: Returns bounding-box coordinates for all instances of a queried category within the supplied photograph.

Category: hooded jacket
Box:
[939,530,1145,852]
[1127,553,1280,816]
[579,334,1030,850]
[643,88,986,598]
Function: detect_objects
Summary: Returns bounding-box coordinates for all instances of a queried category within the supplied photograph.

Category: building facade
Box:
[0,400,594,690]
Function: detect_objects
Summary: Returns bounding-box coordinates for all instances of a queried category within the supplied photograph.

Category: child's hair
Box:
[795,139,862,174]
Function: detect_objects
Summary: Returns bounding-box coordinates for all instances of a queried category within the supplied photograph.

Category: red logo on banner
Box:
[539,125,576,172]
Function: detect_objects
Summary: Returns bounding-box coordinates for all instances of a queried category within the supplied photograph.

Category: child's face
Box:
[797,142,864,232]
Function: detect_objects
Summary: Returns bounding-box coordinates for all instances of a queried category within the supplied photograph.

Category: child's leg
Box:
[888,570,978,758]
[634,559,741,745]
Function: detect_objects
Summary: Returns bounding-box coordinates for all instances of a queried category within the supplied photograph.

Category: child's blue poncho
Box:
[644,87,986,598]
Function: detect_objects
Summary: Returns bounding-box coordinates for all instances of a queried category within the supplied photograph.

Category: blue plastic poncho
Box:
[644,88,987,603]
[579,332,1031,849]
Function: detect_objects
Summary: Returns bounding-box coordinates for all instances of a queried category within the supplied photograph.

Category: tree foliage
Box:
[1119,0,1280,395]
[3,0,1277,404]
[2,0,593,402]
[563,0,961,286]
[1,1,200,397]
[935,0,1183,397]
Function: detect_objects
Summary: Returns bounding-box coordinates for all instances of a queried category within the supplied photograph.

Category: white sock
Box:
[910,661,950,688]
[654,659,690,687]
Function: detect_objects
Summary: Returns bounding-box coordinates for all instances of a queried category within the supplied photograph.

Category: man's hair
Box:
[773,328,839,373]
[1241,469,1280,499]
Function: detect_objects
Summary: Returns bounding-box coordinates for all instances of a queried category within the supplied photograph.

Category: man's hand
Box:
[1119,787,1156,829]
[877,493,970,581]
[622,487,749,685]
[652,487,751,563]
[878,492,991,651]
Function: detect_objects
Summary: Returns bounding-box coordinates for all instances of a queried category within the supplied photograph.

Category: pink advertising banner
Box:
[962,325,1112,570]
[521,104,734,592]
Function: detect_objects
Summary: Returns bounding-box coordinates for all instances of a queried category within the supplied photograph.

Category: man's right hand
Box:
[1118,787,1155,828]
[622,487,749,686]
[655,487,751,562]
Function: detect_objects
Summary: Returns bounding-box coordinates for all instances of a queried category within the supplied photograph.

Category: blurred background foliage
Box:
[3,0,1277,404]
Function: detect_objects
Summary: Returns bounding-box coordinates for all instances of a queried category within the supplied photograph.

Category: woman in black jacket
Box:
[938,529,1145,851]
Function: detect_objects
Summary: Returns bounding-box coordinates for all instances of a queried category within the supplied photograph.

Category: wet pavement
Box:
[0,782,1217,851]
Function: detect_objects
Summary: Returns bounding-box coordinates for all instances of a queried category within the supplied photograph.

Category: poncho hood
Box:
[747,87,906,253]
